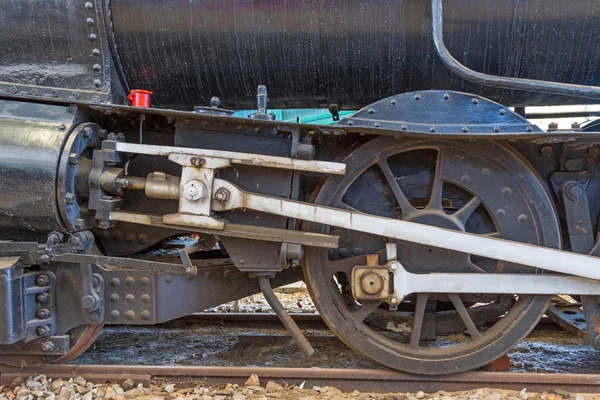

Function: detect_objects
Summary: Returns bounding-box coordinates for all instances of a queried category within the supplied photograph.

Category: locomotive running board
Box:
[211,179,600,281]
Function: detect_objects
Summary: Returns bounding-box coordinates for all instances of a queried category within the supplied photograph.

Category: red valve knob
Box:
[127,89,153,108]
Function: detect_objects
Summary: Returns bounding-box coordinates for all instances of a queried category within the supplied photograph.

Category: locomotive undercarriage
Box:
[3,90,600,374]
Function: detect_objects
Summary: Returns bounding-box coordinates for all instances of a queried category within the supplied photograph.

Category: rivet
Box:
[141,294,151,304]
[471,98,478,104]
[87,33,97,42]
[92,48,101,56]
[138,233,149,244]
[499,109,506,115]
[526,126,533,132]
[93,79,102,87]
[86,17,94,25]
[374,122,380,127]
[124,310,136,320]
[31,89,38,96]
[460,175,471,184]
[141,311,151,320]
[339,248,349,258]
[539,146,553,158]
[71,92,80,99]
[140,276,150,285]
[501,187,512,196]
[110,277,121,287]
[9,86,17,94]
[109,293,120,303]
[125,276,135,286]
[565,159,579,172]
[50,90,58,97]
[368,108,375,114]
[430,127,436,132]
[443,93,450,99]
[494,126,500,133]
[84,1,93,9]
[347,121,354,126]
[517,214,528,225]
[93,63,101,72]
[401,125,408,130]
[496,209,506,217]
[391,99,397,105]
[414,94,421,100]
[125,233,136,243]
[462,126,468,133]
[125,294,135,303]
[110,310,120,320]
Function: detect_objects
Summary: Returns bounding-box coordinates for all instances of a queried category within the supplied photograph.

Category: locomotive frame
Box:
[2,0,600,374]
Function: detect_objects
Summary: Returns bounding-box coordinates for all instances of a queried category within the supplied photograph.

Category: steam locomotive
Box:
[2,0,600,374]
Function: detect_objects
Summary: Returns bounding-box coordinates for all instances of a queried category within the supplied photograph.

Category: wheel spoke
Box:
[466,259,487,273]
[448,294,482,339]
[481,231,502,238]
[427,149,445,210]
[325,254,367,276]
[378,159,416,217]
[351,300,382,322]
[410,293,430,348]
[453,196,482,226]
[339,202,361,213]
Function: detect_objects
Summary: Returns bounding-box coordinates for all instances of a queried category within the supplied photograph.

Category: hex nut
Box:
[65,192,76,204]
[184,180,207,202]
[36,275,50,287]
[36,292,49,303]
[215,188,231,203]
[37,308,51,319]
[36,325,50,336]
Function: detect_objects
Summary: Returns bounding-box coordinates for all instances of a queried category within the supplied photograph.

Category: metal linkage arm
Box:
[114,142,346,175]
[212,179,600,281]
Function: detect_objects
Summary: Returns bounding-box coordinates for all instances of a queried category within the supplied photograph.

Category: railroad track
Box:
[1,365,600,393]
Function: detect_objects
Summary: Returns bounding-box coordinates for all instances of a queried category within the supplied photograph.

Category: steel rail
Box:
[1,365,600,393]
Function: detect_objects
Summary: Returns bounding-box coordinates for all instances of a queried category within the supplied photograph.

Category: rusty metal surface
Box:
[545,297,588,340]
[109,0,600,109]
[2,365,600,393]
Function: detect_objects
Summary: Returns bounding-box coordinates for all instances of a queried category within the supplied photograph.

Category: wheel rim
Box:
[304,137,561,374]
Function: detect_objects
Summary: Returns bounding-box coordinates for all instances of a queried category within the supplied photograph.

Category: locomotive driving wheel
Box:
[304,136,561,374]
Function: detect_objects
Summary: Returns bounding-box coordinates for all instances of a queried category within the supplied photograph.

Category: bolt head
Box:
[390,297,398,304]
[36,325,50,336]
[75,218,86,231]
[184,180,207,202]
[36,292,49,303]
[81,295,98,311]
[37,308,50,319]
[36,275,50,287]
[390,262,398,270]
[65,192,76,204]
[41,341,55,352]
[210,96,221,107]
[215,188,231,203]
[68,152,79,165]
[569,184,585,198]
[82,126,93,138]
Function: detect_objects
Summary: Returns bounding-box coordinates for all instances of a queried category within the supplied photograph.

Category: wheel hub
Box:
[399,211,466,272]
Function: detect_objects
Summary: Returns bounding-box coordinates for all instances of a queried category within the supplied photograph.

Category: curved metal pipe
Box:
[258,275,315,356]
[431,0,600,100]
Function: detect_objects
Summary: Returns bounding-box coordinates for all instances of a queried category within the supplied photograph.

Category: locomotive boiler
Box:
[2,0,600,374]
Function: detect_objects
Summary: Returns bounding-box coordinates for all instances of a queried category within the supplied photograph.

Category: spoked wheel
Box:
[304,137,561,375]
[1,324,103,367]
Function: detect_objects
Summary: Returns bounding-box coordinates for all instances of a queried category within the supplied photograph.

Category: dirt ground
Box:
[0,374,595,400]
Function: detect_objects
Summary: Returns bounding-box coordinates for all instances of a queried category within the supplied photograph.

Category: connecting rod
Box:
[212,179,600,281]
